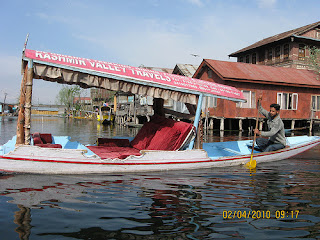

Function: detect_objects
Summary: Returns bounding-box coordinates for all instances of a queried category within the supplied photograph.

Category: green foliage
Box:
[307,46,320,76]
[56,85,82,112]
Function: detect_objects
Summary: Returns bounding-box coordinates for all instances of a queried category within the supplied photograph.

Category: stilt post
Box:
[239,118,243,132]
[220,118,224,131]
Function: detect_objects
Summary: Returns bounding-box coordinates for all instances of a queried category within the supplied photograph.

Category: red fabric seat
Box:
[32,132,62,148]
[39,133,53,144]
[130,122,158,150]
[87,115,194,159]
[97,138,130,147]
[142,116,194,151]
[87,146,141,159]
[146,126,180,150]
[35,144,62,148]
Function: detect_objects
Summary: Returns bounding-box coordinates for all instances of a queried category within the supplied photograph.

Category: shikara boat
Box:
[97,105,115,125]
[0,45,319,174]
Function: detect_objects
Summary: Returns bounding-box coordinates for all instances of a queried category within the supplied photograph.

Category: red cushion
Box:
[98,138,130,147]
[87,146,141,159]
[36,144,62,148]
[40,133,53,144]
[33,132,41,138]
[33,137,43,145]
[147,127,180,150]
[171,121,194,150]
[130,122,158,150]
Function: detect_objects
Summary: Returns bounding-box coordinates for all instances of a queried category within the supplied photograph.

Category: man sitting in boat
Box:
[254,100,286,152]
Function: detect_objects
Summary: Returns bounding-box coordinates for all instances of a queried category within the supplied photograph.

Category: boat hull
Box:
[1,137,319,174]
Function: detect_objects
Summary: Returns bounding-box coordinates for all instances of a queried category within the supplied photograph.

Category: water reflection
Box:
[14,205,31,240]
[1,117,320,239]
[0,163,319,240]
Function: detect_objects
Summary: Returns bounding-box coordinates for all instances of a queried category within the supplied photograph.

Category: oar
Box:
[246,100,260,169]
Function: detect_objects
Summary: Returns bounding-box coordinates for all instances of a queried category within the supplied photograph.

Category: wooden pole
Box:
[16,65,28,145]
[309,110,314,136]
[291,119,295,131]
[239,119,243,132]
[113,95,117,113]
[24,60,34,145]
[220,118,224,131]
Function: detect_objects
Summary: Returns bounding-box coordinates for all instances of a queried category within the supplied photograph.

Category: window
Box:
[311,95,320,111]
[209,97,217,108]
[259,52,265,63]
[277,93,298,110]
[202,97,217,111]
[252,53,257,64]
[298,44,305,60]
[283,44,289,60]
[245,55,250,63]
[237,91,256,108]
[239,56,244,62]
[275,46,281,62]
[316,30,320,39]
[267,48,273,62]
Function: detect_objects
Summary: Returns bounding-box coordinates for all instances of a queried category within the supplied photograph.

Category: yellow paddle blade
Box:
[246,159,257,169]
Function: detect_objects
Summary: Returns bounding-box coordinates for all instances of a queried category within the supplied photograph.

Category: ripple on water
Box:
[0,118,320,239]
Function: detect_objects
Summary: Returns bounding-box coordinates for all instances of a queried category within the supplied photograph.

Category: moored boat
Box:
[97,105,115,125]
[1,133,319,174]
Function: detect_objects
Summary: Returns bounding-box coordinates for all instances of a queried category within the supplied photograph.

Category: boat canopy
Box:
[22,49,245,105]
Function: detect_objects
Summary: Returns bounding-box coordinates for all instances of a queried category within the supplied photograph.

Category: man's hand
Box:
[254,128,260,135]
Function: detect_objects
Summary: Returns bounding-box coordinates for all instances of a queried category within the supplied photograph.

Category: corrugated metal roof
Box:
[204,59,320,88]
[229,21,320,56]
[173,64,199,77]
[139,65,173,74]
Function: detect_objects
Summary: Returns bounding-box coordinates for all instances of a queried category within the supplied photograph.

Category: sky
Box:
[0,0,319,104]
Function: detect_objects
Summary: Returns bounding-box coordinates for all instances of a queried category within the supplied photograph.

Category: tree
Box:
[307,46,320,78]
[56,85,82,114]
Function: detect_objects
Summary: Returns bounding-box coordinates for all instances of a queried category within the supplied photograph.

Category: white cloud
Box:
[73,17,204,68]
[35,12,79,25]
[258,0,277,9]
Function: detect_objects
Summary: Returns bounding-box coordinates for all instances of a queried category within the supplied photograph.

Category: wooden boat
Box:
[1,134,319,174]
[97,105,115,125]
[0,45,319,174]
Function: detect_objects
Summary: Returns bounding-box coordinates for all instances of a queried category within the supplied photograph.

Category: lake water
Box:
[0,116,319,239]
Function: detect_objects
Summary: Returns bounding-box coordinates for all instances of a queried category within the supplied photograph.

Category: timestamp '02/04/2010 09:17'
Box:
[222,210,300,219]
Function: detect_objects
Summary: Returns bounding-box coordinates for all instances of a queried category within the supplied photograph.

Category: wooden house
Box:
[193,59,320,131]
[172,64,199,77]
[229,21,320,70]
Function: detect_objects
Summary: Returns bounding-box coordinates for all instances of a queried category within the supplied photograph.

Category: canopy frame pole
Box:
[15,65,28,145]
[24,59,34,145]
[188,94,203,150]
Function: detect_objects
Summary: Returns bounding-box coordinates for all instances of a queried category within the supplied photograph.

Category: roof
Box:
[172,64,199,77]
[203,59,320,88]
[74,97,91,101]
[229,21,320,56]
[139,65,173,74]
